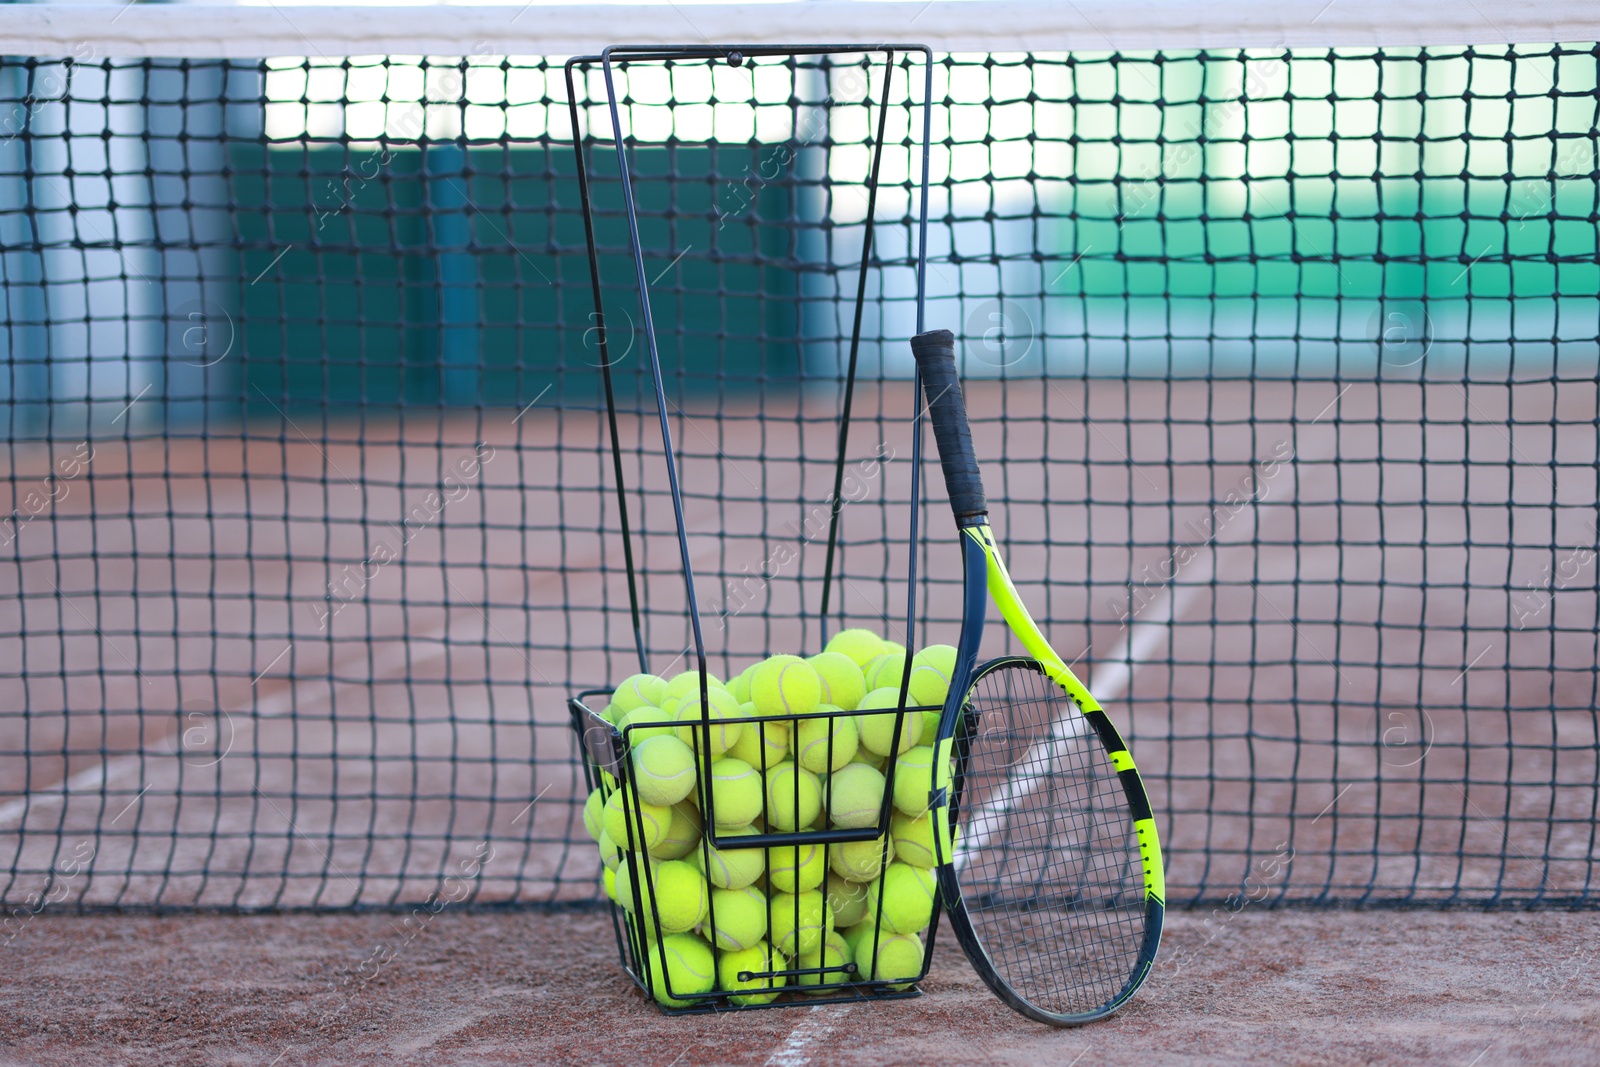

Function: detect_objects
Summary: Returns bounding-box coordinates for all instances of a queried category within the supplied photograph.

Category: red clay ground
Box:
[1,908,1594,1066]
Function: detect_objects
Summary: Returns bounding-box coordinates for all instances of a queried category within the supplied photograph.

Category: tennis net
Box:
[0,1,1596,912]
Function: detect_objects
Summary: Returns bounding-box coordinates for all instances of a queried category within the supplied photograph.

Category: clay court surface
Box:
[2,908,1595,1065]
[2,379,1596,1062]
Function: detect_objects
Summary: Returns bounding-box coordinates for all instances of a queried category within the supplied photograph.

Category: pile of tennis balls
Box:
[581,628,958,1007]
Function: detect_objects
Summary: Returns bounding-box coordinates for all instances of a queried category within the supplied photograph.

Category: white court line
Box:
[763,1005,850,1067]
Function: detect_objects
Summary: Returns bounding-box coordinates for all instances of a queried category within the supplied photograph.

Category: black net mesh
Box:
[0,41,1596,911]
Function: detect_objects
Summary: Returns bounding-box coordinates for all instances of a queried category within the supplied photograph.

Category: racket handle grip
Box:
[911,329,988,524]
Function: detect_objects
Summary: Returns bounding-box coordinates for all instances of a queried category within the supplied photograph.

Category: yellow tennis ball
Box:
[827,834,893,882]
[603,789,670,851]
[703,885,768,951]
[726,706,790,768]
[695,825,765,889]
[767,842,827,893]
[718,940,787,1005]
[890,809,952,869]
[769,889,830,956]
[855,688,923,756]
[851,749,888,772]
[750,654,823,719]
[632,734,698,806]
[891,745,935,816]
[651,859,710,934]
[673,688,744,757]
[764,761,822,831]
[619,706,676,742]
[583,788,605,842]
[706,757,764,828]
[907,645,955,706]
[613,855,646,915]
[826,762,886,829]
[660,670,726,708]
[881,640,907,659]
[644,932,716,1007]
[727,663,758,704]
[838,920,875,963]
[862,652,907,693]
[603,866,617,902]
[612,673,667,714]
[791,710,858,773]
[795,930,851,994]
[824,628,885,667]
[650,800,703,860]
[598,828,623,872]
[807,651,868,711]
[879,862,937,934]
[854,930,923,989]
[825,872,871,928]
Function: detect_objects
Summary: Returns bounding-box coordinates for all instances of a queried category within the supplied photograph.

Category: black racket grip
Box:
[911,329,988,524]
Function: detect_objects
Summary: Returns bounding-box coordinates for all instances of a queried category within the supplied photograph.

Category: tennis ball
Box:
[652,859,710,934]
[718,940,787,1005]
[839,920,876,962]
[751,655,823,718]
[706,757,764,828]
[661,670,726,709]
[632,734,698,807]
[890,809,952,869]
[727,663,758,704]
[598,829,623,872]
[855,688,924,756]
[881,640,907,659]
[703,885,768,951]
[879,862,937,934]
[907,645,956,706]
[767,842,827,893]
[726,707,790,768]
[807,651,868,711]
[613,673,667,715]
[620,706,677,742]
[891,745,935,816]
[769,889,830,956]
[617,710,675,742]
[603,866,617,902]
[827,834,893,883]
[650,799,703,860]
[613,855,646,915]
[764,761,823,831]
[851,749,888,773]
[600,702,620,724]
[862,652,907,693]
[696,825,765,889]
[825,872,871,927]
[603,789,670,851]
[791,710,858,773]
[854,930,923,989]
[825,628,885,667]
[795,930,852,994]
[674,688,745,757]
[826,762,886,829]
[583,788,605,842]
[644,932,716,1007]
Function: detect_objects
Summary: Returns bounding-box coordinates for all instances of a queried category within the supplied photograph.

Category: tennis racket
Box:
[912,328,1165,1025]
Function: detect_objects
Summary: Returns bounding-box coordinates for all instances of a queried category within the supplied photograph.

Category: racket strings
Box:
[952,663,1148,1016]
